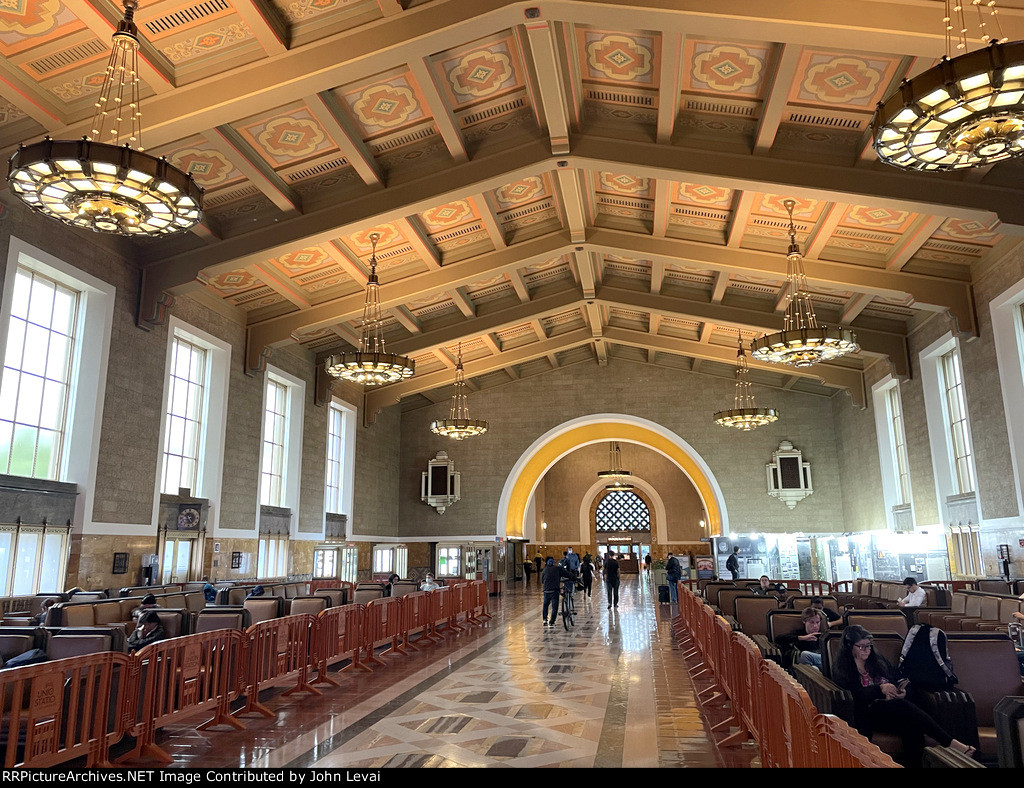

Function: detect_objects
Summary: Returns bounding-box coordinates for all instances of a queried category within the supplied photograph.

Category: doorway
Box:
[161,537,192,584]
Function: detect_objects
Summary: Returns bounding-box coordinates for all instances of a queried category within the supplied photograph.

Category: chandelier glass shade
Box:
[605,481,635,491]
[750,200,859,368]
[431,344,488,440]
[714,335,780,431]
[597,442,631,480]
[872,1,1024,171]
[324,232,415,386]
[6,1,202,236]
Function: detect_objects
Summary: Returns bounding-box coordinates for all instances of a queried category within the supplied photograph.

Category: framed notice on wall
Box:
[231,552,242,569]
[112,552,129,574]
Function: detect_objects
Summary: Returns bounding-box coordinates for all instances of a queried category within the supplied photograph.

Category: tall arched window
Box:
[595,490,651,533]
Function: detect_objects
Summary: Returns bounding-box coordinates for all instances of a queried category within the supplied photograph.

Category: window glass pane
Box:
[10,425,38,477]
[21,324,49,377]
[0,531,13,595]
[10,273,31,320]
[0,369,19,421]
[40,533,63,590]
[12,532,40,595]
[161,336,207,496]
[27,277,54,328]
[15,373,43,424]
[5,319,25,373]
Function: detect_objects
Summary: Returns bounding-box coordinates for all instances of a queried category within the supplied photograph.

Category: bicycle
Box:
[560,577,577,630]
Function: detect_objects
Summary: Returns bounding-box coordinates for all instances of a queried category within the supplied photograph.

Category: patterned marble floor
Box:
[153,575,760,769]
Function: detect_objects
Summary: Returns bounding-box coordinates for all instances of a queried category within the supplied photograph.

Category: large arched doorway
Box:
[496,413,728,539]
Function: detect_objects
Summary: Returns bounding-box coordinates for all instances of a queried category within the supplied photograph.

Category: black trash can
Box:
[658,584,670,603]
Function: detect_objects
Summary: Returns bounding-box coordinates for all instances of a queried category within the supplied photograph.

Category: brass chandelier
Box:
[324,232,415,386]
[872,0,1024,171]
[598,442,633,490]
[750,200,858,367]
[430,344,488,440]
[714,334,780,431]
[6,1,202,236]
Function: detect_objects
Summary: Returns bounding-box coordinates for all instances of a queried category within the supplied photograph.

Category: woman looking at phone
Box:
[831,625,976,766]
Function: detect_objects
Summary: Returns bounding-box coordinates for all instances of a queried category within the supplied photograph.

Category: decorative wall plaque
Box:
[766,440,813,509]
[421,451,461,514]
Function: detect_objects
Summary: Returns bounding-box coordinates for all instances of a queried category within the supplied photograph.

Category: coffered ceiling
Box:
[3,0,1024,415]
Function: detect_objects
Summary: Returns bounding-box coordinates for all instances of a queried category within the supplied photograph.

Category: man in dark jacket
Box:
[666,552,682,603]
[726,546,740,580]
[603,551,620,609]
[541,557,576,626]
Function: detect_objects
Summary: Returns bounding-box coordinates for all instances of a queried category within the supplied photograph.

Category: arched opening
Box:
[497,413,728,539]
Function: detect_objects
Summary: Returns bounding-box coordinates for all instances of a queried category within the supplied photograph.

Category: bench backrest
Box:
[195,607,251,633]
[843,610,909,637]
[733,596,780,637]
[945,635,1024,724]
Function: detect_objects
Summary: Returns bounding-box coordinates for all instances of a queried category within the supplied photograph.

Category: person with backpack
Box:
[725,546,740,581]
[832,625,976,766]
[666,552,682,603]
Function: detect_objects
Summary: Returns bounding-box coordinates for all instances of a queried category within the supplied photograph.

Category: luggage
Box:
[898,624,958,690]
[658,585,670,603]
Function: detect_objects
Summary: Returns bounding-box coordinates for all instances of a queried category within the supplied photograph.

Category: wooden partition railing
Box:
[674,581,900,769]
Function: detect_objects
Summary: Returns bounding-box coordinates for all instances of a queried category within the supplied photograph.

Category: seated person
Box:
[33,597,58,626]
[753,575,786,596]
[132,593,160,622]
[127,610,167,651]
[809,596,841,628]
[245,585,266,600]
[775,608,828,669]
[831,625,976,767]
[896,576,926,608]
[420,573,440,592]
[203,582,218,604]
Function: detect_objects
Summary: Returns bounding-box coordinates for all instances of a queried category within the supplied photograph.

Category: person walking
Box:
[523,559,533,588]
[541,557,576,627]
[666,552,682,603]
[726,546,740,581]
[580,554,596,598]
[603,551,620,609]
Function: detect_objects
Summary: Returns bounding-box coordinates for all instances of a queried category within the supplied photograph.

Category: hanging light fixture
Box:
[750,200,859,367]
[430,343,488,440]
[597,442,631,480]
[872,0,1024,171]
[714,333,780,431]
[6,1,202,236]
[324,232,415,385]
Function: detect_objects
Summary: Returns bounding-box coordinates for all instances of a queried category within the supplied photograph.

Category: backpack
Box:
[898,624,957,690]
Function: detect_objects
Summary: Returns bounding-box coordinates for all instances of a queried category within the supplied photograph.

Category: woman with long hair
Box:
[831,625,976,766]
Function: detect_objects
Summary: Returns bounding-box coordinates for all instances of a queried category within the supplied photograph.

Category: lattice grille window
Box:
[595,491,651,532]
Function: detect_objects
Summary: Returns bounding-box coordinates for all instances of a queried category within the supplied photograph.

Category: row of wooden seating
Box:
[673,582,899,767]
[912,591,1024,632]
[0,580,492,768]
[792,629,1024,764]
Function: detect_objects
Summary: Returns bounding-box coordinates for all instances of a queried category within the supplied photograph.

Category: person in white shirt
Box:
[420,573,440,592]
[897,577,926,608]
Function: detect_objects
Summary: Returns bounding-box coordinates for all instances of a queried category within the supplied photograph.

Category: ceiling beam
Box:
[594,284,910,376]
[481,333,502,356]
[710,271,730,303]
[302,92,382,187]
[887,215,945,271]
[841,293,875,324]
[804,202,850,260]
[583,227,977,337]
[753,44,803,154]
[366,327,593,414]
[249,262,311,309]
[727,191,756,247]
[407,58,468,164]
[472,192,506,248]
[657,32,684,144]
[398,217,441,270]
[206,126,302,215]
[392,305,421,334]
[450,288,476,318]
[653,178,671,238]
[61,0,173,94]
[555,167,588,243]
[603,326,866,407]
[522,18,571,154]
[651,259,666,295]
[572,249,596,299]
[508,269,531,302]
[230,0,288,56]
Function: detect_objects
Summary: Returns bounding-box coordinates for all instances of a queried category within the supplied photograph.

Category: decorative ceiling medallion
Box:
[169,148,237,187]
[676,182,732,206]
[599,172,650,195]
[421,200,473,230]
[161,22,252,64]
[0,0,60,36]
[494,176,544,207]
[0,101,26,124]
[843,205,914,231]
[273,246,329,273]
[584,32,654,83]
[758,194,820,221]
[350,224,400,251]
[934,217,1001,243]
[799,54,886,106]
[51,72,106,101]
[691,43,764,94]
[205,269,259,294]
[257,116,326,157]
[352,81,420,131]
[446,47,515,101]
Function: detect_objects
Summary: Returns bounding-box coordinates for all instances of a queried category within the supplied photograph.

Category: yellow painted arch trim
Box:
[506,422,722,539]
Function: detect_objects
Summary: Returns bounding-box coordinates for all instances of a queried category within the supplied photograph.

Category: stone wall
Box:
[397,358,850,538]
